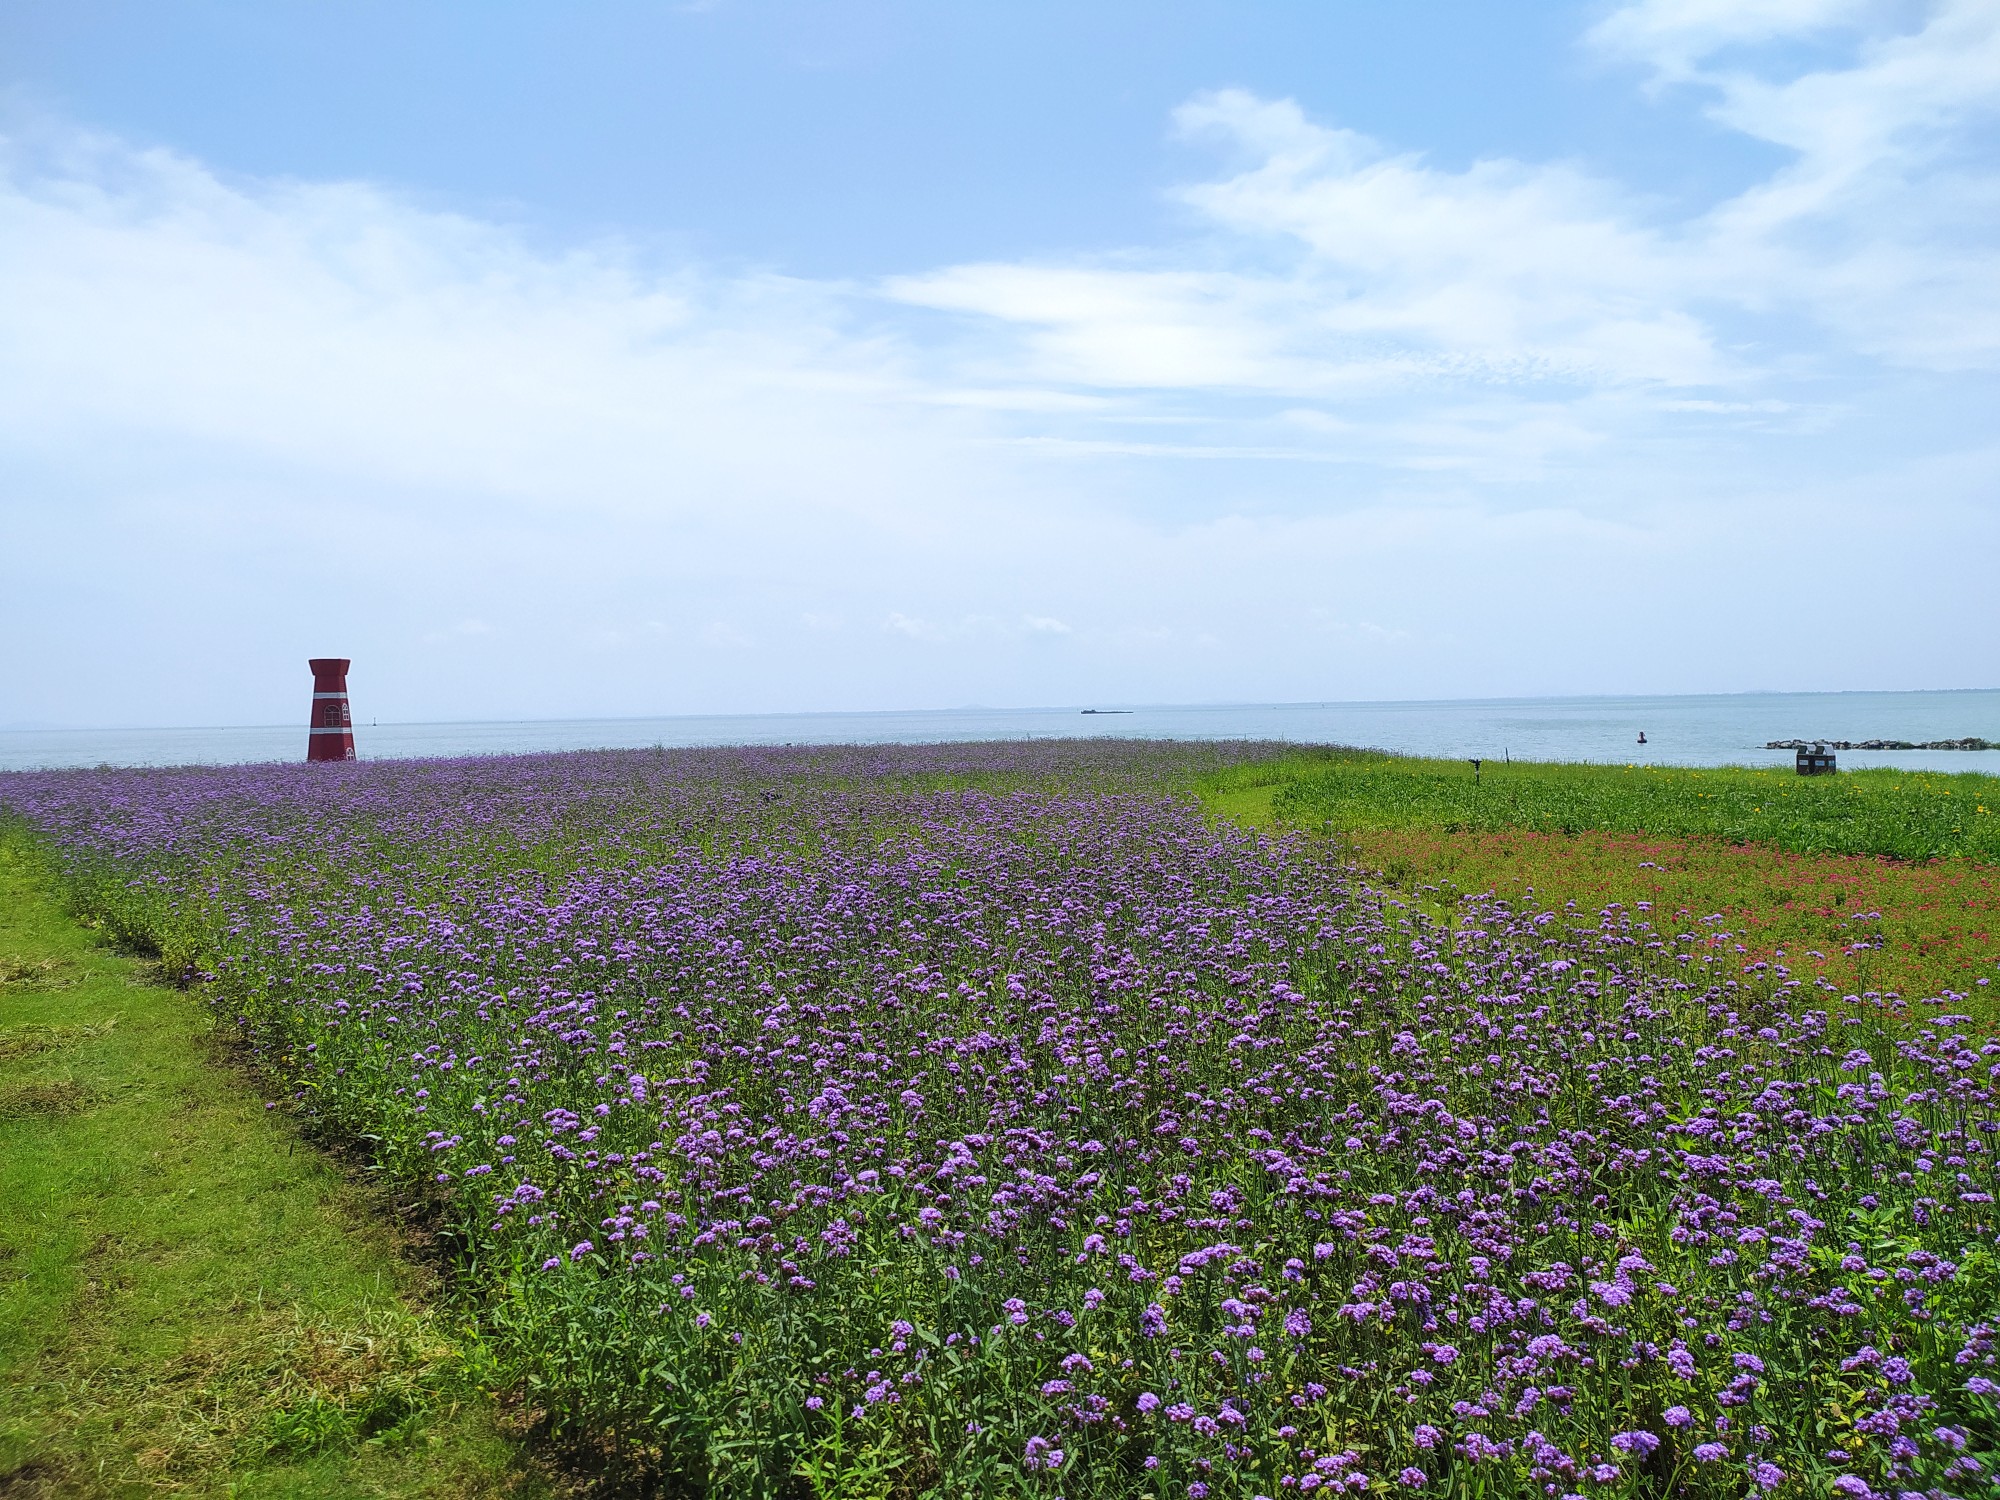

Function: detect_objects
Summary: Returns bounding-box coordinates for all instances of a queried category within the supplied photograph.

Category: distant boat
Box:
[1081,708,1133,715]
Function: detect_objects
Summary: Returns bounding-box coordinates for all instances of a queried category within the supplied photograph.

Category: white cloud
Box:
[883,613,945,642]
[1172,92,1724,386]
[889,118,1724,396]
[892,9,2000,397]
[892,262,1311,391]
[890,90,1723,396]
[1656,398,1794,413]
[1592,0,2000,367]
[1588,0,1878,79]
[0,123,972,533]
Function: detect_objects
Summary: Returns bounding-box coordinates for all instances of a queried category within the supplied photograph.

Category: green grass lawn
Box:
[1211,747,2000,861]
[0,828,559,1498]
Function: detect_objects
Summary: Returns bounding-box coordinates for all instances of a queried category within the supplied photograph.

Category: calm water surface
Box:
[3,691,1997,774]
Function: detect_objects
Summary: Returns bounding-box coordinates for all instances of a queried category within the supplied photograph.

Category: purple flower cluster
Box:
[5,741,1999,1496]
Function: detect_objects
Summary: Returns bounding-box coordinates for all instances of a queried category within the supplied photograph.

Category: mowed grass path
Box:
[0,828,556,1498]
[1202,750,2000,1024]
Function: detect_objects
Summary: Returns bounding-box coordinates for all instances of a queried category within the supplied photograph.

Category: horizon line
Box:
[6,684,1999,737]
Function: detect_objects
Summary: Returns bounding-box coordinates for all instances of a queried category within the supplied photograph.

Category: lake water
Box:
[3,690,1997,775]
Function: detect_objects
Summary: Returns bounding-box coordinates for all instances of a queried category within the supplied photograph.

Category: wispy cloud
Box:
[1586,0,1879,80]
[892,3,2000,408]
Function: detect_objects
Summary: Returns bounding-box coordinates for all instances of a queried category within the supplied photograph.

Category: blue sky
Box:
[2,1,1996,727]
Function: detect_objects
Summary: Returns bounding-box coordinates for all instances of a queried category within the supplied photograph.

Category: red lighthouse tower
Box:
[306,659,356,762]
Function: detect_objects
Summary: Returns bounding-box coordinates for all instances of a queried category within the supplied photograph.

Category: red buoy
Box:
[306,658,356,762]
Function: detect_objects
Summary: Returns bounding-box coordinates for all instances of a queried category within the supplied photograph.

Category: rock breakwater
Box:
[1763,736,1996,751]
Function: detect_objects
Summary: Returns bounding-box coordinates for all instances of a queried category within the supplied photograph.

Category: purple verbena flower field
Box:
[3,742,1998,1498]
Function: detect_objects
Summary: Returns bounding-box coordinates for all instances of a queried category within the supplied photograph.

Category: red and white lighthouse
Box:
[306,658,356,762]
